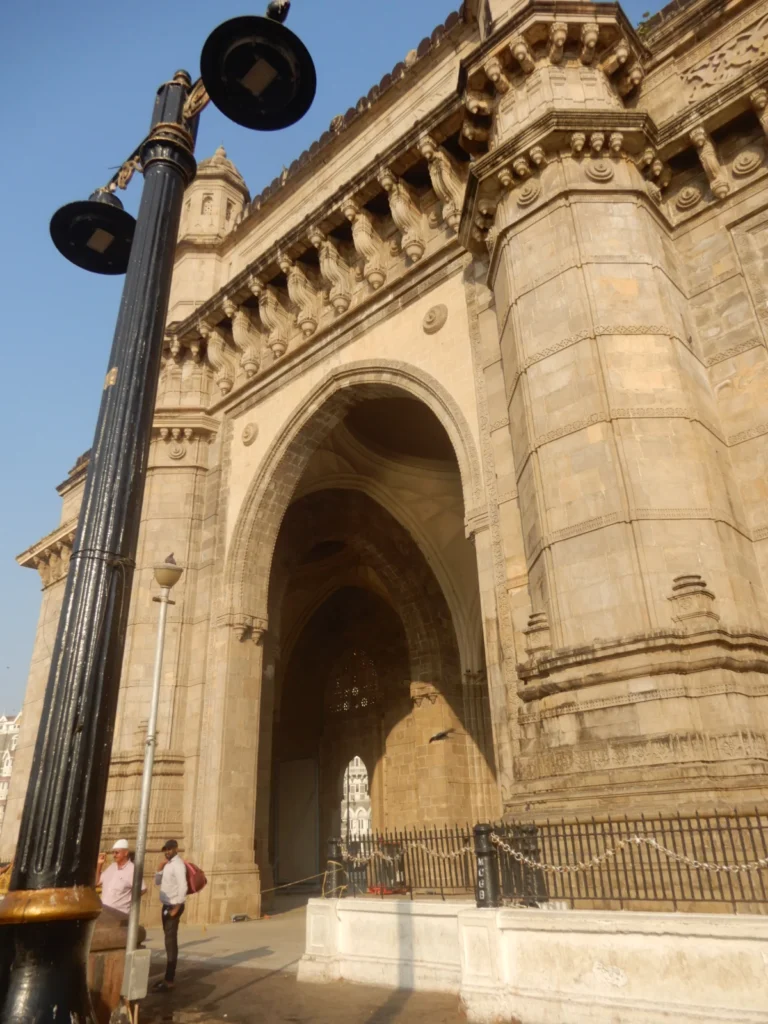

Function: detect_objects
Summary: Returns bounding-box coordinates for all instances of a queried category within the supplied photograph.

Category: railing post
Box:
[473,823,502,908]
[327,838,343,898]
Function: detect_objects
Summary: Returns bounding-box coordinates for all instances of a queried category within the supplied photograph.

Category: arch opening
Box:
[233,377,498,888]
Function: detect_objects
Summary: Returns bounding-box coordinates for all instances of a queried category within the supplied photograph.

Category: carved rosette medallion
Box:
[423,305,448,335]
[733,148,763,177]
[675,185,703,211]
[585,159,614,182]
[242,423,259,446]
[516,179,541,207]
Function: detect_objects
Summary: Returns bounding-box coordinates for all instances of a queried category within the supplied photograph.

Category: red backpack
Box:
[184,860,207,895]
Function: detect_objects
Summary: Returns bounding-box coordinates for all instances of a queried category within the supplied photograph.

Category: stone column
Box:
[489,146,768,814]
[190,617,265,922]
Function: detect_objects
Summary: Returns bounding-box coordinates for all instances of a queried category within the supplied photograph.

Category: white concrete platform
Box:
[298,897,768,1023]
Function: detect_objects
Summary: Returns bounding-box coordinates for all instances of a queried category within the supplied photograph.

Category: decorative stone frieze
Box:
[376,168,427,263]
[278,252,321,338]
[308,227,353,314]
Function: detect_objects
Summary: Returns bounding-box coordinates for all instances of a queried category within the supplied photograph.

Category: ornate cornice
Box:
[16,521,77,589]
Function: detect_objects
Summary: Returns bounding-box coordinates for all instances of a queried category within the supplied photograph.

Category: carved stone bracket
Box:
[217,611,268,644]
[199,322,236,395]
[690,126,730,199]
[669,575,720,631]
[751,88,768,139]
[19,526,76,588]
[523,611,552,659]
[509,36,535,74]
[580,23,599,64]
[247,275,292,359]
[410,681,442,708]
[308,226,353,314]
[278,252,320,337]
[377,167,427,262]
[549,22,568,64]
[417,135,465,232]
[341,198,388,289]
[158,426,193,460]
[223,299,263,378]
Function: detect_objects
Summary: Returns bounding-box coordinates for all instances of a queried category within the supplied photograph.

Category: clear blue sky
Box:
[0,0,656,713]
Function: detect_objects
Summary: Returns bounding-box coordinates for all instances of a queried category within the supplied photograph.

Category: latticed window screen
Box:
[327,649,378,715]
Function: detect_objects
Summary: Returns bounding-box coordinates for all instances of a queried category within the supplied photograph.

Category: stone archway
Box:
[193,365,493,922]
[264,489,492,881]
[221,361,484,633]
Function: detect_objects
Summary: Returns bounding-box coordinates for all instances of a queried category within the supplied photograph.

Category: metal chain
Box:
[339,841,472,866]
[489,832,768,875]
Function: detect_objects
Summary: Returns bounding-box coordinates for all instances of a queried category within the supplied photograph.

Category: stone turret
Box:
[178,146,249,244]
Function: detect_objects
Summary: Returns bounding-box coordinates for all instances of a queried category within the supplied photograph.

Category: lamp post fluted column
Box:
[0,72,196,1024]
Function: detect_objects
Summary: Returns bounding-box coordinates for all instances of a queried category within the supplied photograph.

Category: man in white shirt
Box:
[97,839,146,915]
[152,838,188,992]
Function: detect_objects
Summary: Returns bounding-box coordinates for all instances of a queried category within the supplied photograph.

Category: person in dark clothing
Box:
[152,839,188,992]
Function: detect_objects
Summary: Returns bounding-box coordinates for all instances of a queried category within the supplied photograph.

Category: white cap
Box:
[112,839,129,851]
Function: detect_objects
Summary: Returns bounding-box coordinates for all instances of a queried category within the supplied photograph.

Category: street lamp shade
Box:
[50,190,136,275]
[200,15,316,131]
[153,562,184,589]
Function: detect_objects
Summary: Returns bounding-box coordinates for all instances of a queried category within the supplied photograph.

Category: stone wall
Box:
[299,897,768,1024]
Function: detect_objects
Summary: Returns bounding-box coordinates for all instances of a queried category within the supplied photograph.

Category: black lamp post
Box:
[0,7,314,1022]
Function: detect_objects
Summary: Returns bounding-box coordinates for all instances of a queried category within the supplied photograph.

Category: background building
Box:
[3,0,768,923]
[0,713,21,841]
[341,756,372,842]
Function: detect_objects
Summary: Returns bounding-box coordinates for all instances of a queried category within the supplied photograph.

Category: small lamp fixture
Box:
[49,190,136,275]
[200,9,316,131]
[153,556,184,590]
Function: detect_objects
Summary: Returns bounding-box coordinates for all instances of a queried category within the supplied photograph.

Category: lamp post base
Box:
[1,919,97,1024]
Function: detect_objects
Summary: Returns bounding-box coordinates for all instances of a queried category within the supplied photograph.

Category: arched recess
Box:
[222,361,484,630]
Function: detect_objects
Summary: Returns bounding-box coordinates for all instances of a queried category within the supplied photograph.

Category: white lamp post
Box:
[122,557,184,1002]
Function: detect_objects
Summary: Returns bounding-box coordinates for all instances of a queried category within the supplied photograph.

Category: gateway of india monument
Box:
[3,0,768,924]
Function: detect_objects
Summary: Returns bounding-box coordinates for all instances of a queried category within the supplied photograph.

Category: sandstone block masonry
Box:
[4,0,768,924]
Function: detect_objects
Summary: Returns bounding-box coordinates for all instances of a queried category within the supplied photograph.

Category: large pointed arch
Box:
[221,360,484,628]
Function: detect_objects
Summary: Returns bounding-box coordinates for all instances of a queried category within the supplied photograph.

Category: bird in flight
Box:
[429,729,455,743]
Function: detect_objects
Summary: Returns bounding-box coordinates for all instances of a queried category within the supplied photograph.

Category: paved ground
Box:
[141,894,465,1024]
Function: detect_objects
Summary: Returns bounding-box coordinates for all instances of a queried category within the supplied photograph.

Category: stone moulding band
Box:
[0,885,102,925]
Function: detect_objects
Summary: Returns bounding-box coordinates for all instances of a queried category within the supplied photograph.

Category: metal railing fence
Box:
[326,809,768,913]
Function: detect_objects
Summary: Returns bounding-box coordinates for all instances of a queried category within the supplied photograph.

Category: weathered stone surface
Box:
[4,0,768,923]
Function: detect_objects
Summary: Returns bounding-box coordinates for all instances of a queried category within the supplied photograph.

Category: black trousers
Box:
[161,903,185,982]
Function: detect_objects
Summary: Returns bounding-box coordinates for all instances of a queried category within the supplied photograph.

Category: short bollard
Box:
[473,823,502,908]
[326,838,343,898]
